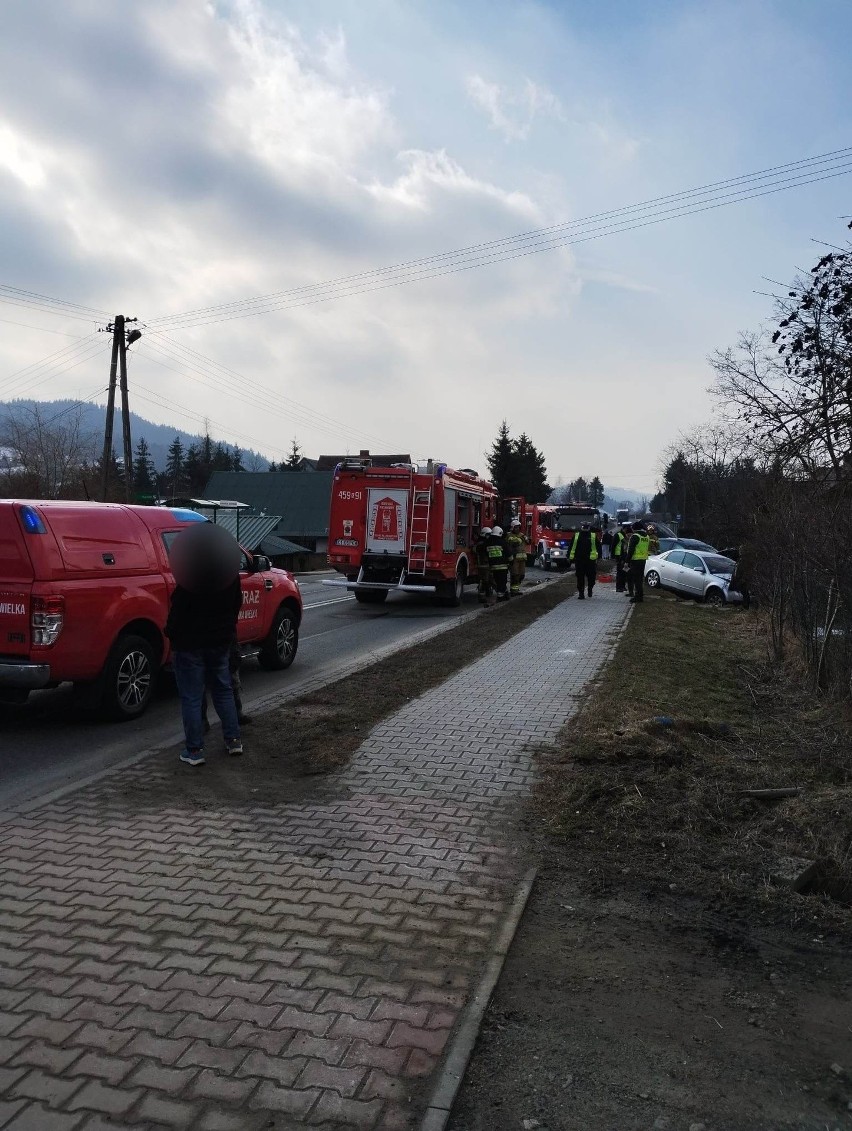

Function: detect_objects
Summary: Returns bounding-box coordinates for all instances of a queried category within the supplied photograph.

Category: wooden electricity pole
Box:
[100,315,140,502]
[100,315,123,502]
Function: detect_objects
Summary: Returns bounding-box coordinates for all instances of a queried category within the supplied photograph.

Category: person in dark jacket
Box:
[626,522,650,604]
[165,575,243,766]
[612,528,627,592]
[569,523,600,599]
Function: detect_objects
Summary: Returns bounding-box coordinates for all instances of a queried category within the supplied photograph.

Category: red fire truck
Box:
[325,457,498,605]
[500,499,602,571]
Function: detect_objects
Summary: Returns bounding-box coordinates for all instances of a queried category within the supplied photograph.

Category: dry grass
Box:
[536,593,852,928]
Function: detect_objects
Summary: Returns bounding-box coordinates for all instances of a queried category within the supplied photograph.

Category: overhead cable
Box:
[146,148,852,331]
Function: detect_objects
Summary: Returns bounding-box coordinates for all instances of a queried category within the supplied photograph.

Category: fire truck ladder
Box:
[407,485,432,576]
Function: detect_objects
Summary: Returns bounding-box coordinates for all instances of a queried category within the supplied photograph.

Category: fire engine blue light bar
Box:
[19,506,46,534]
[169,509,207,523]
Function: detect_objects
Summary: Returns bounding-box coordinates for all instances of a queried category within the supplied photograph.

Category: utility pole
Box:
[100,316,141,502]
[118,321,133,502]
[100,316,122,502]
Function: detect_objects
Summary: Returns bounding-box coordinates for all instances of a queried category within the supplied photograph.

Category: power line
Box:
[0,335,107,402]
[0,284,111,320]
[133,336,395,451]
[149,332,393,448]
[146,147,852,330]
[0,317,88,338]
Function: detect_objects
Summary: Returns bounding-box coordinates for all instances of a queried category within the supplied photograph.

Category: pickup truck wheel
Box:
[354,589,388,604]
[102,634,156,721]
[258,606,299,670]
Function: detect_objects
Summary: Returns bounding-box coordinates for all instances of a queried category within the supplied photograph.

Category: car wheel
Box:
[354,589,388,604]
[258,606,299,669]
[705,588,725,608]
[645,570,661,588]
[101,634,157,721]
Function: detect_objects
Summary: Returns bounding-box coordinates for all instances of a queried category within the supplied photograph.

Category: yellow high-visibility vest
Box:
[569,531,598,562]
[631,533,650,561]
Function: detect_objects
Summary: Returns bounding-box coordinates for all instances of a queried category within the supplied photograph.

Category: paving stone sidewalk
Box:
[0,586,628,1131]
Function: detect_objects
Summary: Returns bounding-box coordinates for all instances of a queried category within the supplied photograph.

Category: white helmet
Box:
[480,527,492,536]
[511,518,521,527]
[491,525,503,537]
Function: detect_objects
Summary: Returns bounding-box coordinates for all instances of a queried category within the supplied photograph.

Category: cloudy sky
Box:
[1,0,850,493]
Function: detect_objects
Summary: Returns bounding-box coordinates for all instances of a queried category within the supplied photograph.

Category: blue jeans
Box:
[173,648,240,754]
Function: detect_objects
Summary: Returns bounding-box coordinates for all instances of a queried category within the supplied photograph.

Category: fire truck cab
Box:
[501,500,601,572]
[325,457,498,606]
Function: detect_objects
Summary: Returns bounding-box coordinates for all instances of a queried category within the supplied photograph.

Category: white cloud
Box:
[465,74,564,142]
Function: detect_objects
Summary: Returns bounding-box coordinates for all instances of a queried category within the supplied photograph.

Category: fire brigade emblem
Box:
[343,519,353,537]
[370,496,402,541]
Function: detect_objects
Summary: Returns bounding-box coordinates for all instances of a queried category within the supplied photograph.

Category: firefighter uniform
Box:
[627,526,650,603]
[506,522,529,595]
[612,529,627,592]
[487,526,510,602]
[475,527,493,605]
[569,525,599,599]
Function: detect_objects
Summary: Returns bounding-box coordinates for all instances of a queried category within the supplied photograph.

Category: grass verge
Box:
[536,592,852,929]
[257,574,575,777]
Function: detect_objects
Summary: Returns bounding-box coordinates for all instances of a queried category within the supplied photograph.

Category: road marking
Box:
[303,595,355,609]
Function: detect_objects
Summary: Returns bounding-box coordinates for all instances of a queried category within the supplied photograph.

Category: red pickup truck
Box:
[0,500,302,719]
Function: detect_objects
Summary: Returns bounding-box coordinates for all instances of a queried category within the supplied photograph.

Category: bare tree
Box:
[0,403,98,498]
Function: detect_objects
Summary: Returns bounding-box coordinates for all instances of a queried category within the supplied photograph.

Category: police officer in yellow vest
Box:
[506,518,529,596]
[612,527,627,592]
[569,522,599,599]
[626,522,650,603]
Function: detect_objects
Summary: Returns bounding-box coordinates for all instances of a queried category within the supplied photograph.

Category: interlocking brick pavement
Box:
[0,586,628,1129]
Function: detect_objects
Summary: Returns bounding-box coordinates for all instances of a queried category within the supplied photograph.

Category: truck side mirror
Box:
[252,554,271,572]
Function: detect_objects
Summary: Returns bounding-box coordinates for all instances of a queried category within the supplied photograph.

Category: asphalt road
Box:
[0,570,546,810]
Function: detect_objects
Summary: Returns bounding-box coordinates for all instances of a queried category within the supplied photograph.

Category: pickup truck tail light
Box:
[32,596,65,646]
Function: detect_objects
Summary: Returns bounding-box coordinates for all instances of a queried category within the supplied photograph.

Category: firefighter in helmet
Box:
[475,526,494,605]
[506,518,529,596]
[488,525,510,602]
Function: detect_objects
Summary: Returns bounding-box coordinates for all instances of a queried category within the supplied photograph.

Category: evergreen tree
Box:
[184,443,203,494]
[132,437,156,495]
[164,436,186,497]
[285,438,302,470]
[513,433,549,502]
[212,441,232,473]
[231,446,244,472]
[588,476,605,507]
[268,460,278,473]
[486,421,515,497]
[570,476,588,503]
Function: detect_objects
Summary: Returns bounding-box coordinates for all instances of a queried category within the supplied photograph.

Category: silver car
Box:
[644,549,742,607]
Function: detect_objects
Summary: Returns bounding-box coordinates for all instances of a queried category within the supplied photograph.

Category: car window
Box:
[658,538,675,552]
[704,555,735,575]
[665,550,685,565]
[681,552,704,571]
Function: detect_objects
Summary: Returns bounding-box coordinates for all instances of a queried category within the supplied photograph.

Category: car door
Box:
[679,552,707,595]
[237,550,269,644]
[656,549,684,589]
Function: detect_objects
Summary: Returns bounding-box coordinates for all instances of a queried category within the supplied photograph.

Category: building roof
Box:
[202,471,333,537]
[260,534,310,556]
[212,512,281,551]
